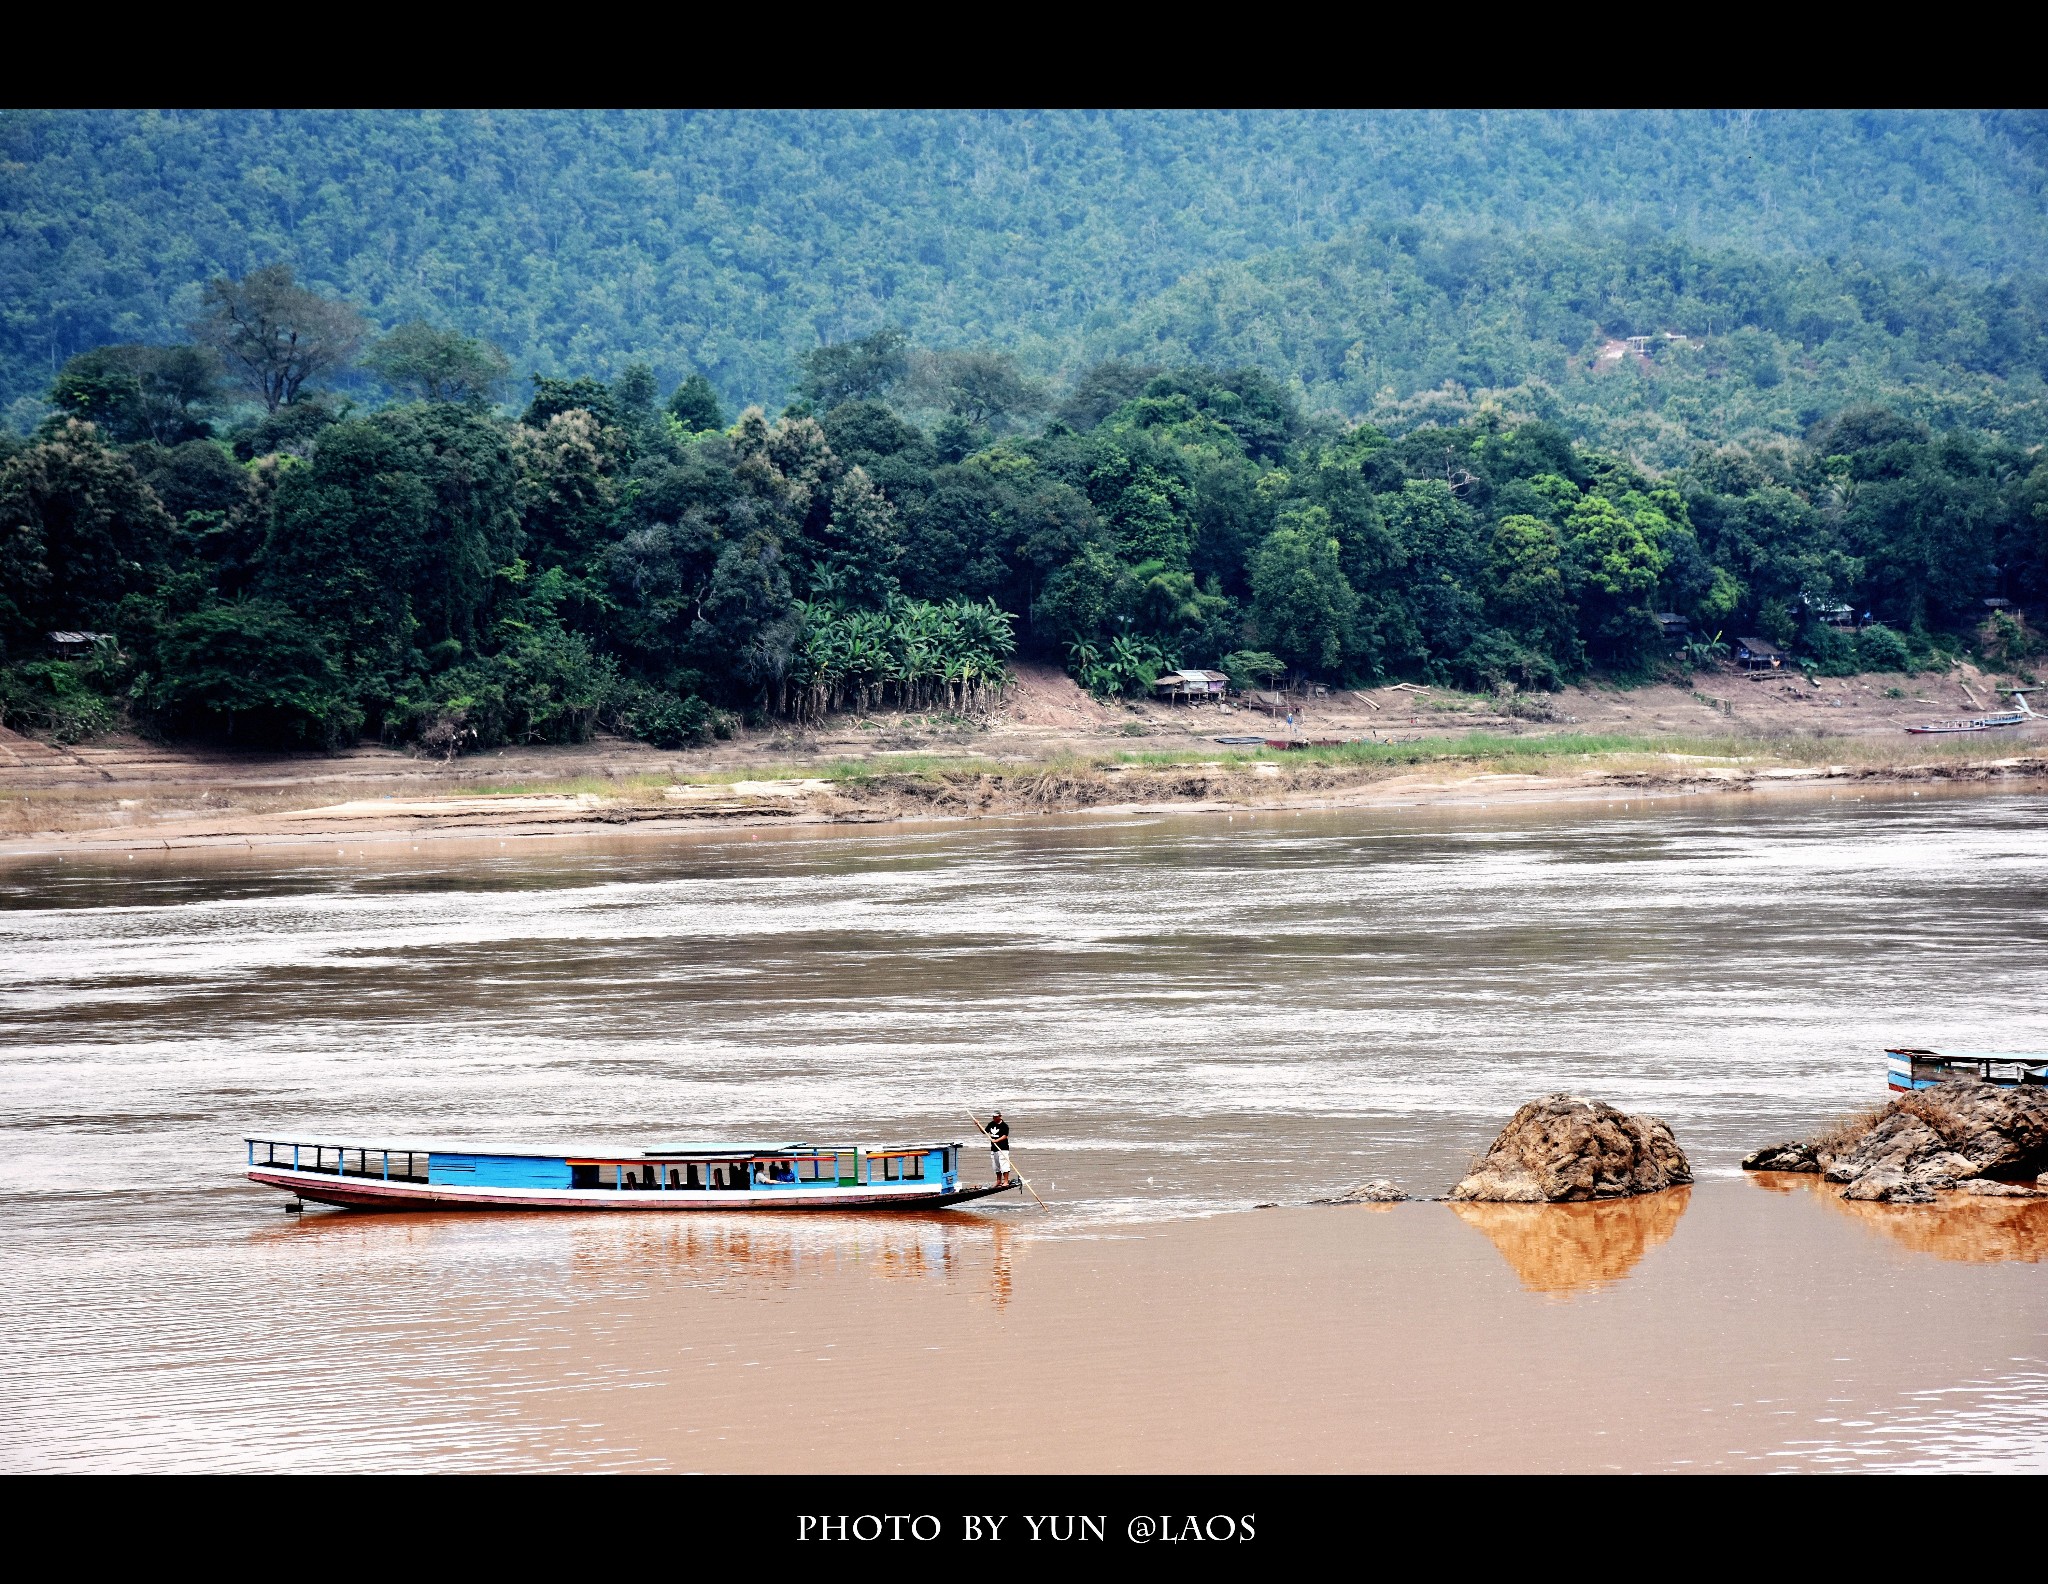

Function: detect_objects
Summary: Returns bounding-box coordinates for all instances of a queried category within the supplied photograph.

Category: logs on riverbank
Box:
[1743,1079,2048,1203]
[1449,1094,1692,1202]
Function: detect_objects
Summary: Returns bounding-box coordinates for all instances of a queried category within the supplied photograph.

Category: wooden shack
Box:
[1150,669,1230,703]
[1732,636,1785,672]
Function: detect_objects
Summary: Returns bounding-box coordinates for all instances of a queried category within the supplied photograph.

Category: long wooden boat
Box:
[245,1135,1017,1212]
[1903,711,2027,735]
[1885,1049,2048,1093]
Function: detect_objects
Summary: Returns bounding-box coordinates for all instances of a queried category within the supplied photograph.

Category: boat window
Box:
[877,1156,900,1181]
[903,1153,925,1181]
[797,1156,835,1183]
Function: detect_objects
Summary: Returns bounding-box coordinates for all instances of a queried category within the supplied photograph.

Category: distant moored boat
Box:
[245,1136,1016,1212]
[1902,712,2026,735]
[1884,1049,2048,1093]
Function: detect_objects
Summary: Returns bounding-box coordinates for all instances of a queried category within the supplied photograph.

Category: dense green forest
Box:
[6,110,2048,458]
[4,112,2045,750]
[3,275,2043,749]
[1108,232,2048,465]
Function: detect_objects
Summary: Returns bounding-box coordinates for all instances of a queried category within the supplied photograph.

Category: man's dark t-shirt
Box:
[988,1118,1010,1148]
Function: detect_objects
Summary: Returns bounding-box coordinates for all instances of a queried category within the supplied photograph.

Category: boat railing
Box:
[246,1138,430,1183]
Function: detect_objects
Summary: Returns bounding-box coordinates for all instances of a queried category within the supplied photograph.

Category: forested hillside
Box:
[1108,233,2048,465]
[5,112,2046,755]
[6,110,2047,438]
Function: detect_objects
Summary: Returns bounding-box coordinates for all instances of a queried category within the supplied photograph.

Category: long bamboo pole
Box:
[968,1113,1047,1209]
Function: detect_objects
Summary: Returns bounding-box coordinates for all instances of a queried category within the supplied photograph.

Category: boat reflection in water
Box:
[1754,1171,2048,1264]
[252,1201,1022,1308]
[1451,1188,1691,1296]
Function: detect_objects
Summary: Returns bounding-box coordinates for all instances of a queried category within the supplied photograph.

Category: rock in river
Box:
[1315,1179,1408,1204]
[1744,1079,2048,1203]
[1448,1095,1691,1203]
[1740,1139,1820,1173]
[1835,1082,2047,1202]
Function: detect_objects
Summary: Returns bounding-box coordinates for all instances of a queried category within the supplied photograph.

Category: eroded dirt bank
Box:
[4,738,2044,855]
[4,658,2045,854]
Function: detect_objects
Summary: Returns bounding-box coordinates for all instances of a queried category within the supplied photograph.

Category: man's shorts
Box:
[993,1149,1011,1172]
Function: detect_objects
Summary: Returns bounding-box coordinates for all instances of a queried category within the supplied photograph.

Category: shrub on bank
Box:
[606,680,731,748]
[0,659,117,742]
[148,602,362,748]
[389,627,616,757]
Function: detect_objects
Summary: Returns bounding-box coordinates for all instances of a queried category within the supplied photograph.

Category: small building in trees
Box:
[45,631,109,657]
[1653,612,1690,645]
[1732,636,1786,672]
[1151,669,1230,703]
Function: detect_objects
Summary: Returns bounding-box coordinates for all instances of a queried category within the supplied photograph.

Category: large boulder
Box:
[1448,1095,1691,1203]
[1821,1081,2048,1202]
[1746,1080,2048,1203]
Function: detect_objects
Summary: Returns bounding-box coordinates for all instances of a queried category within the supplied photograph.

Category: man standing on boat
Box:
[987,1112,1012,1187]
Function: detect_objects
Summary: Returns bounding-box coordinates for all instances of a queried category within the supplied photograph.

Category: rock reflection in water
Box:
[1451,1187,1690,1295]
[1760,1172,2048,1263]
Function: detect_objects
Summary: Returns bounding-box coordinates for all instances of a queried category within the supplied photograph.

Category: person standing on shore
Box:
[987,1112,1012,1187]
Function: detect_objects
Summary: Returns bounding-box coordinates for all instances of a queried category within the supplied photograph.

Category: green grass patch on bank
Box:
[1106,731,1742,772]
[441,724,2038,801]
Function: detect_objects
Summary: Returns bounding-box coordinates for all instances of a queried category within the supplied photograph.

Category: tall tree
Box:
[261,406,519,713]
[913,349,1048,430]
[191,264,364,412]
[667,373,725,433]
[0,421,172,655]
[363,323,511,403]
[796,329,910,410]
[48,345,220,445]
[1248,507,1358,672]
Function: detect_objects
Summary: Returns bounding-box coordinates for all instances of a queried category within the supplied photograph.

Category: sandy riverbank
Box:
[4,659,2045,855]
[8,729,2039,852]
[4,748,2044,857]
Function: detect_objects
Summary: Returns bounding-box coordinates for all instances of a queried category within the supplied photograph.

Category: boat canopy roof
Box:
[1888,1049,2048,1061]
[247,1133,962,1160]
[641,1142,964,1158]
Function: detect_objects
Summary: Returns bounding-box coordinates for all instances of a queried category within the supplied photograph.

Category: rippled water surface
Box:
[2,791,2044,1471]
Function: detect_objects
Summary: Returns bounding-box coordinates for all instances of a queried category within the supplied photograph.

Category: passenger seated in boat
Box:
[668,1168,682,1188]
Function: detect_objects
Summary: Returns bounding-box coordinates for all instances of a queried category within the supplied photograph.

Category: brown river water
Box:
[1,789,2044,1471]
